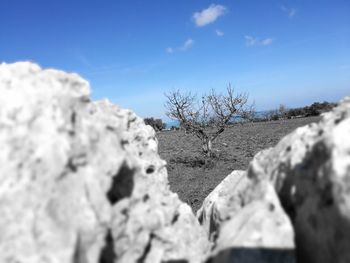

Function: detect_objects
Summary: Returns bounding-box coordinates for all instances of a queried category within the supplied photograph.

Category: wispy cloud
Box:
[281,5,297,18]
[180,38,194,50]
[166,38,194,54]
[260,38,273,46]
[215,29,224,37]
[166,47,174,54]
[245,35,273,47]
[192,4,227,27]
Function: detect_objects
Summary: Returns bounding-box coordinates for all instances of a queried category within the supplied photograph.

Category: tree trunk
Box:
[202,139,213,157]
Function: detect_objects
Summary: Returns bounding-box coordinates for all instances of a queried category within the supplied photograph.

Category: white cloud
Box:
[281,5,297,18]
[245,35,273,47]
[166,47,174,54]
[215,29,224,36]
[193,4,227,27]
[166,38,194,54]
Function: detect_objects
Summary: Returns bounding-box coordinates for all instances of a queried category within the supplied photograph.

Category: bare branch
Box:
[164,85,254,156]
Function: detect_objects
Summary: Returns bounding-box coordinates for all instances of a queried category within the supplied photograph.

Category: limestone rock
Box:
[197,170,249,241]
[212,181,294,250]
[0,62,210,263]
[248,97,350,263]
[198,170,294,263]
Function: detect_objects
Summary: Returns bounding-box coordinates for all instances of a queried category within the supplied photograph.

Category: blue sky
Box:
[1,0,349,119]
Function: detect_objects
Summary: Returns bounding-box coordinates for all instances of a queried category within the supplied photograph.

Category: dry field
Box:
[157,116,321,212]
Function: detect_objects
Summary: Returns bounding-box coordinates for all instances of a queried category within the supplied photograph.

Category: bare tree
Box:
[164,85,255,157]
[263,104,287,121]
[278,104,288,119]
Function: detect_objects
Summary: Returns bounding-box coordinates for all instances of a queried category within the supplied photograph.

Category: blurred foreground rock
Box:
[247,96,350,263]
[197,170,250,241]
[197,171,295,263]
[197,97,350,263]
[0,62,210,263]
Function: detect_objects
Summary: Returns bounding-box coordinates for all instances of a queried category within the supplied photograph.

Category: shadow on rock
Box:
[206,247,295,263]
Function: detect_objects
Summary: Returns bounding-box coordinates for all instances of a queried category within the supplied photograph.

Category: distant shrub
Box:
[262,109,280,121]
[144,117,166,131]
[258,101,337,122]
[286,101,337,118]
[278,104,288,119]
[271,114,280,121]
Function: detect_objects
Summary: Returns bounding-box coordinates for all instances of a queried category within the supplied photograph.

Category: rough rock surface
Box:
[208,181,295,262]
[197,170,249,241]
[248,97,350,263]
[198,98,350,263]
[197,171,295,263]
[0,62,210,263]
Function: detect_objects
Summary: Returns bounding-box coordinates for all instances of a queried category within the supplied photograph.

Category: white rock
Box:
[0,62,210,263]
[213,182,294,251]
[197,170,294,262]
[248,97,350,263]
[197,170,249,241]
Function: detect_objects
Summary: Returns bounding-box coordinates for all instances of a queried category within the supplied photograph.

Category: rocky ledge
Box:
[0,62,349,263]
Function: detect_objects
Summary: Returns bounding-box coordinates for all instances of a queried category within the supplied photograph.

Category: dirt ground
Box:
[157,116,321,212]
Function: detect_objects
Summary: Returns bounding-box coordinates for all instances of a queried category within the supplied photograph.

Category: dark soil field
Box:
[157,116,321,212]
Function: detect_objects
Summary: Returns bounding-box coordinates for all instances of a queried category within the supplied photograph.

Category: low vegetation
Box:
[259,101,337,121]
[144,117,166,131]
